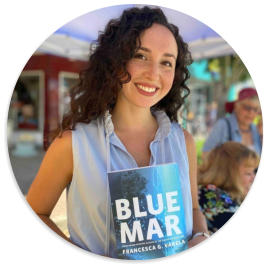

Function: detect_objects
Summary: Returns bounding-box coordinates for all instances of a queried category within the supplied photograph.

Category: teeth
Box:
[137,84,156,93]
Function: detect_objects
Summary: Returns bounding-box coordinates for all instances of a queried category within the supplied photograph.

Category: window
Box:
[8,71,44,131]
[58,72,79,122]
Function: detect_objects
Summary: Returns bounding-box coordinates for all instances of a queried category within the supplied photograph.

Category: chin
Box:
[132,99,160,109]
[135,103,156,109]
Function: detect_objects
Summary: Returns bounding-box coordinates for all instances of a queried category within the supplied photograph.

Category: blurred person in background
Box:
[18,103,38,129]
[198,141,259,234]
[202,88,262,158]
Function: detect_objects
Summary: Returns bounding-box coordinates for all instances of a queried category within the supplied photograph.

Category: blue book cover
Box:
[108,162,188,260]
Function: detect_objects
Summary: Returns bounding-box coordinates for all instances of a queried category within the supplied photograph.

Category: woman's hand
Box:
[188,235,209,248]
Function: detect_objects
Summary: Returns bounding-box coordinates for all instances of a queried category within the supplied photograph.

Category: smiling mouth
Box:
[136,83,158,94]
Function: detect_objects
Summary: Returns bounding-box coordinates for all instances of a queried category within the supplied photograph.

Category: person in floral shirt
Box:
[198,142,259,234]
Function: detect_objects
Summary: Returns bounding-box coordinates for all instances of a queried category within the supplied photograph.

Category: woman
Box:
[198,142,259,233]
[202,88,262,156]
[26,6,208,258]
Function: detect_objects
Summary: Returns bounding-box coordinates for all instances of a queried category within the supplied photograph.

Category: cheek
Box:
[239,168,248,184]
[242,174,255,187]
[163,71,175,89]
[242,175,250,185]
[126,64,137,79]
[237,111,249,123]
[126,59,143,78]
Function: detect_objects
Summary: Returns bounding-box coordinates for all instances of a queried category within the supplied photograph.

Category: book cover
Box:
[108,162,188,260]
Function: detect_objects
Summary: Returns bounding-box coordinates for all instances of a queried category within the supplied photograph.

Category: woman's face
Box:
[234,98,260,127]
[238,162,256,194]
[117,23,178,109]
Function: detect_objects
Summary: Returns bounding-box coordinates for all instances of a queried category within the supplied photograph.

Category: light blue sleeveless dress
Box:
[67,110,193,257]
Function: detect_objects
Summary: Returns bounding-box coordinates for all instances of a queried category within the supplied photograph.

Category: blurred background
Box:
[6,4,258,235]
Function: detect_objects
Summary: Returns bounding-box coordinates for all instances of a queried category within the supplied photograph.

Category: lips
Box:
[135,83,159,96]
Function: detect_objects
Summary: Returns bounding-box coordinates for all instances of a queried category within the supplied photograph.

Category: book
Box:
[108,162,188,260]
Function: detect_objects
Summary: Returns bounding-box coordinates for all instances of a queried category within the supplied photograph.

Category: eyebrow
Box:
[138,47,177,60]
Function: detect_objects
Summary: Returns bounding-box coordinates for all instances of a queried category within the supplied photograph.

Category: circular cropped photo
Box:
[7,4,262,260]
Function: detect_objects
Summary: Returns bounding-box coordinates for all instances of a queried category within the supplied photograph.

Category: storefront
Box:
[7,53,87,155]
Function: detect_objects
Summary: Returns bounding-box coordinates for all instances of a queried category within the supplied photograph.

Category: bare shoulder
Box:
[182,128,199,208]
[47,130,72,156]
[48,130,73,168]
[52,130,72,147]
[40,130,73,179]
[182,128,197,173]
[182,129,196,151]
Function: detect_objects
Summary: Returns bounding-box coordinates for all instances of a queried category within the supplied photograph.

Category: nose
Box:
[144,62,160,81]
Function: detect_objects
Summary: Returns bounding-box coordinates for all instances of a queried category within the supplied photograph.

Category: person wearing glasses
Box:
[202,88,262,158]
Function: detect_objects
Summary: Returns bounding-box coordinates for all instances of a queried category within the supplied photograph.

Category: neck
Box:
[111,103,156,132]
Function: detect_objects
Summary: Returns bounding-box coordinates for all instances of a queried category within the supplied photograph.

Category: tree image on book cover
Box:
[108,163,188,260]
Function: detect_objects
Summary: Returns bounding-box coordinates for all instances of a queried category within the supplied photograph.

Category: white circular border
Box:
[1,0,268,268]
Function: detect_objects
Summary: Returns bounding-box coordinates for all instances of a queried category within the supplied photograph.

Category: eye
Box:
[162,60,173,67]
[133,53,147,60]
[244,171,254,177]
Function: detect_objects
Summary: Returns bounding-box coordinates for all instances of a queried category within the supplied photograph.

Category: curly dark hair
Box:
[59,6,192,135]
